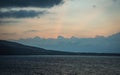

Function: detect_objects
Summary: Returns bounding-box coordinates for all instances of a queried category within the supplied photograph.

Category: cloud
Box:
[0,20,20,25]
[92,5,96,8]
[0,0,64,8]
[24,30,40,33]
[0,10,47,18]
[113,0,117,2]
[1,33,16,35]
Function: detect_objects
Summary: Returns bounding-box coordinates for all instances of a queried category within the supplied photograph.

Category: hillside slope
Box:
[0,40,120,56]
[0,40,73,55]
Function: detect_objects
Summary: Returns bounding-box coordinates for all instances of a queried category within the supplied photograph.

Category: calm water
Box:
[0,55,120,75]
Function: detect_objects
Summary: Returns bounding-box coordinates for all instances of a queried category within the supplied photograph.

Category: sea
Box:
[0,55,120,75]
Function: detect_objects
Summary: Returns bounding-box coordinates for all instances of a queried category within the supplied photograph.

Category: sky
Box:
[0,0,120,40]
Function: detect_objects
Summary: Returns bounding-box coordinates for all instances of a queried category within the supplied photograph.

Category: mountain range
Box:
[0,40,74,55]
[0,40,120,56]
[12,32,120,53]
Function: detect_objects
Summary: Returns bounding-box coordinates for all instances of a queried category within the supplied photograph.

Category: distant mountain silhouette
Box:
[13,32,120,53]
[0,40,74,55]
[0,40,120,56]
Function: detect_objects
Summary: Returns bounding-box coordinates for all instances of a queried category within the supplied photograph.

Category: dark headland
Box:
[0,40,120,56]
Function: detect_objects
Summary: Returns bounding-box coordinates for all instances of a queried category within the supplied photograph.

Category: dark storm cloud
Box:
[0,10,47,18]
[0,0,64,8]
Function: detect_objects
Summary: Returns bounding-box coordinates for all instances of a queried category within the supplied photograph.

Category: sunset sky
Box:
[0,0,120,40]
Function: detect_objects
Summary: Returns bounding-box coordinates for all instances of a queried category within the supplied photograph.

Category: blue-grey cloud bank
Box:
[0,0,63,8]
[13,32,120,53]
[0,10,46,18]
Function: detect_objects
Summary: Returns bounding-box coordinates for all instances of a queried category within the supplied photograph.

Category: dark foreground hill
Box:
[0,40,74,55]
[0,40,120,56]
